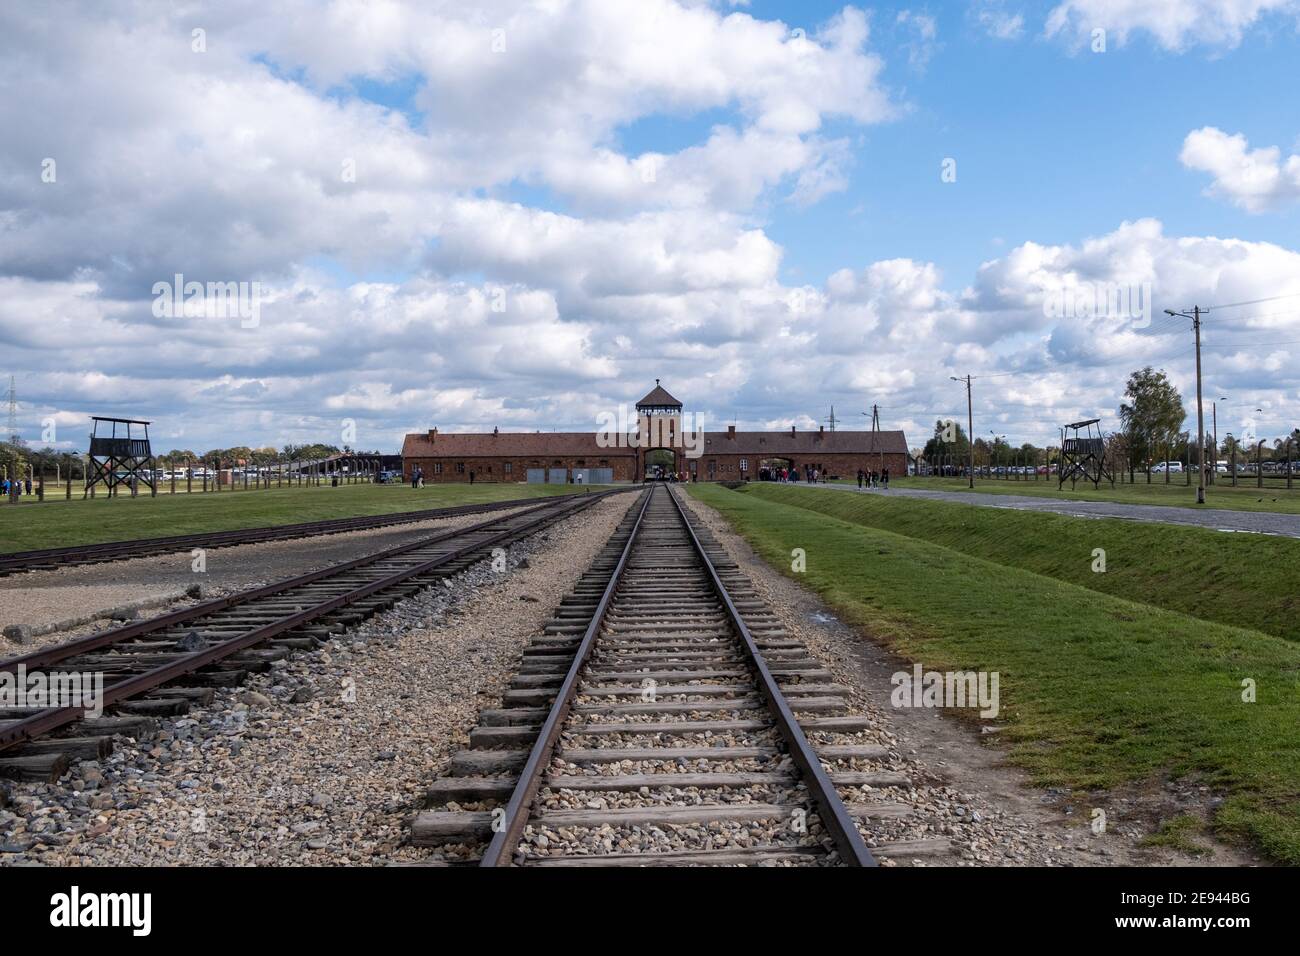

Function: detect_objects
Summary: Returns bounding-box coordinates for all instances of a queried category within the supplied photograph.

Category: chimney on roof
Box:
[427,427,437,443]
[790,425,796,437]
[493,426,499,436]
[819,425,824,434]
[727,424,735,438]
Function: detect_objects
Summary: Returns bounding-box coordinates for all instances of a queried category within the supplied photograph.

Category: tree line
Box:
[1,440,383,477]
[920,365,1300,469]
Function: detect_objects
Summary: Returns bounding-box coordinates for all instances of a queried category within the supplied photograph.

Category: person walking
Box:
[857,469,864,490]
[882,467,890,489]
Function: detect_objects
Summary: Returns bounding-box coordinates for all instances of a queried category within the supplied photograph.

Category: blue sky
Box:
[324,2,1300,301]
[619,1,1300,291]
[3,0,1299,454]
[301,6,1300,312]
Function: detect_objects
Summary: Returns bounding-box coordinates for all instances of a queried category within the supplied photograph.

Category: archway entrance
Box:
[758,457,793,481]
[644,448,677,480]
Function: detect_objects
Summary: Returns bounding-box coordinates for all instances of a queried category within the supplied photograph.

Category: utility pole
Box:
[1165,307,1206,504]
[861,404,884,475]
[824,406,840,433]
[5,375,18,500]
[950,375,974,488]
[1206,395,1216,486]
[6,375,18,446]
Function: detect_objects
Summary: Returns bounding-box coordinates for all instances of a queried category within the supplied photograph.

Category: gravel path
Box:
[0,495,631,866]
[678,490,1262,866]
[0,505,538,649]
[779,480,1300,538]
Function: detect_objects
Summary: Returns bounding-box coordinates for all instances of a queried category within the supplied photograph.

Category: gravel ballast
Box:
[0,505,539,652]
[0,495,631,866]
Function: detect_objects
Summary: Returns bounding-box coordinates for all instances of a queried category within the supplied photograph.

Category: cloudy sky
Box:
[2,0,1299,455]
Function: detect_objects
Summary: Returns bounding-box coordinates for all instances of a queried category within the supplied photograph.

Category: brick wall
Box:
[403,451,908,483]
[404,455,638,483]
[693,452,910,481]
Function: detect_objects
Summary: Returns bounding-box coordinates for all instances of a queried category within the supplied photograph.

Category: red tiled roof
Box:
[402,428,908,458]
[702,430,909,455]
[402,431,634,459]
[635,382,682,407]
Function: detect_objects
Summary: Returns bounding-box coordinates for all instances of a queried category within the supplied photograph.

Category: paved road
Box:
[781,481,1300,538]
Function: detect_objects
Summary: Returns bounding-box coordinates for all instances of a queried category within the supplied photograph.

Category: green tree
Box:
[922,418,970,460]
[1118,367,1186,467]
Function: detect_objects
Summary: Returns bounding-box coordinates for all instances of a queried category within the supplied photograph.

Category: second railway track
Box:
[0,491,601,577]
[0,490,627,778]
[413,484,931,867]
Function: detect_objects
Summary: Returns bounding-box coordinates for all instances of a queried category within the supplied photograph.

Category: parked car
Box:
[1152,461,1184,474]
[376,470,402,484]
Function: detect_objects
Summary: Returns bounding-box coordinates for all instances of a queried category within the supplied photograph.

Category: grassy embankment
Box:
[0,482,607,554]
[688,481,1300,862]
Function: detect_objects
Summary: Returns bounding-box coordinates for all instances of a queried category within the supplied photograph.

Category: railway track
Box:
[0,490,626,780]
[413,485,926,867]
[0,491,599,577]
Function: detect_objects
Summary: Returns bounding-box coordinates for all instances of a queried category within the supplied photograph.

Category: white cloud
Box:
[896,10,940,69]
[1180,127,1300,212]
[972,1,1026,40]
[1045,0,1300,51]
[2,2,1298,453]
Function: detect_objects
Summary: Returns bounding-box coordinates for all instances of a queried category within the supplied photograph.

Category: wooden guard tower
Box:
[86,417,156,496]
[1059,418,1113,489]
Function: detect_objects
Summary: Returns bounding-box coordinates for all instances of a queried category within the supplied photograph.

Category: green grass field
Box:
[689,482,1300,863]
[0,482,606,554]
[739,484,1300,642]
[875,475,1300,514]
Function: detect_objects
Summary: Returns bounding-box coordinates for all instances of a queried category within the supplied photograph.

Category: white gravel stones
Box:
[1,507,533,650]
[0,495,630,866]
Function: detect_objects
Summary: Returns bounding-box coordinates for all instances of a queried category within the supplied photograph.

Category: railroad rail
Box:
[0,490,627,778]
[0,491,600,577]
[412,485,916,866]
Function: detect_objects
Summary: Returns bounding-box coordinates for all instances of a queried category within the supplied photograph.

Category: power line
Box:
[1200,291,1300,311]
[1205,337,1300,351]
[1203,306,1300,328]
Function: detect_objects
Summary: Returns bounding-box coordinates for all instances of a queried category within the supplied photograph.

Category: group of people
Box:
[2,476,34,499]
[411,466,425,488]
[759,465,829,483]
[857,468,889,489]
